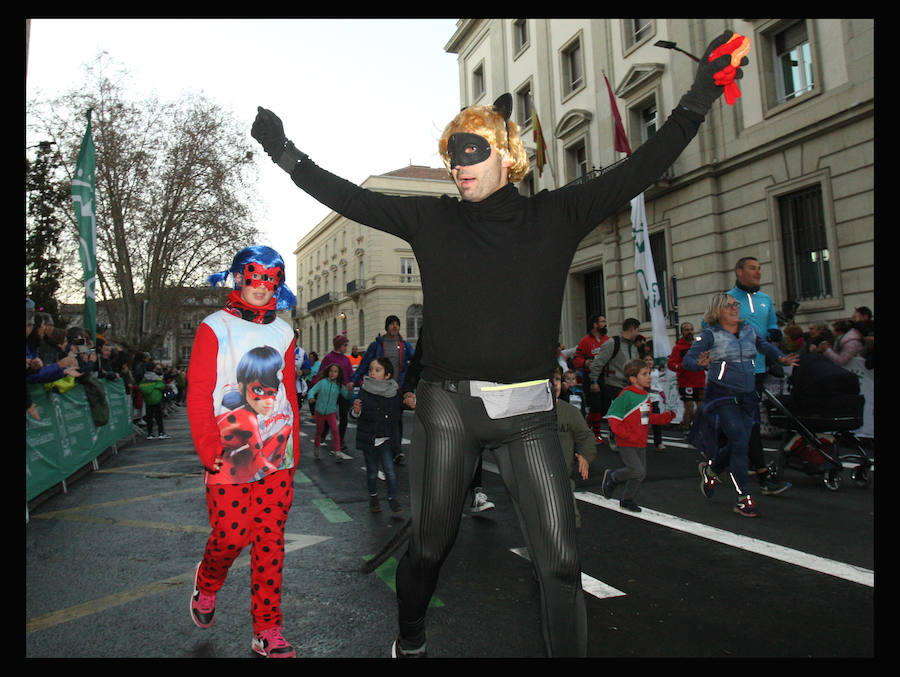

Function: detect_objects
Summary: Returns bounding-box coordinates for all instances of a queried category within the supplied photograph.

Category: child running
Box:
[601,359,676,512]
[352,357,403,514]
[186,245,300,658]
[552,365,596,528]
[307,363,353,460]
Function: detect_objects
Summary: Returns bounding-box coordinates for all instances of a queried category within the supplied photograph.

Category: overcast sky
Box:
[26,18,462,291]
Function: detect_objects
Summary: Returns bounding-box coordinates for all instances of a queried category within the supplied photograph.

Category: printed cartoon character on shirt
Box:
[216,345,294,484]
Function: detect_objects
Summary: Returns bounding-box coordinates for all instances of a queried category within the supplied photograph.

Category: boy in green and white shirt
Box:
[601,359,675,512]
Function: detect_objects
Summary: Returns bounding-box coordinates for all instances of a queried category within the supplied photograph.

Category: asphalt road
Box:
[25,401,875,658]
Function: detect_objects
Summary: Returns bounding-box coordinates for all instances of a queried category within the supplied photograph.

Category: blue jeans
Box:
[362,442,398,499]
[708,398,754,495]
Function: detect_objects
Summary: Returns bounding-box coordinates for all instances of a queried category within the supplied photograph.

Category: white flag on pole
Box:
[630,191,670,362]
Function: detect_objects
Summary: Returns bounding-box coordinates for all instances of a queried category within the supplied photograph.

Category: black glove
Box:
[252,107,306,173]
[679,31,749,116]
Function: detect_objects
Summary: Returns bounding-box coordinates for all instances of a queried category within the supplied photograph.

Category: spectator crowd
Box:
[26,298,187,438]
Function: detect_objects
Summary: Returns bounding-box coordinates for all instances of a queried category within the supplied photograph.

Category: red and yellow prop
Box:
[709,33,751,105]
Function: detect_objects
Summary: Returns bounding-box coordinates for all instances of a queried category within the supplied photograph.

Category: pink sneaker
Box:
[252,626,296,658]
[190,562,216,628]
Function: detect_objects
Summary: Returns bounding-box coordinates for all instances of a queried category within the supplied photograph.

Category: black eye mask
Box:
[447,132,492,168]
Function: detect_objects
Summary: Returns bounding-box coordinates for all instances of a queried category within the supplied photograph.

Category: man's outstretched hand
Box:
[252,107,287,163]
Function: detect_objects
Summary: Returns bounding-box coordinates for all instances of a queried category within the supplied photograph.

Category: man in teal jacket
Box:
[726,256,788,495]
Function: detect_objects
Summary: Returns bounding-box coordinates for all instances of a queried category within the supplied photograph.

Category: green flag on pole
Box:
[71,109,97,339]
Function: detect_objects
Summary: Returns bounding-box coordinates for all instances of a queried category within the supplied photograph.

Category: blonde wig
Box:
[438,104,530,183]
[703,293,740,327]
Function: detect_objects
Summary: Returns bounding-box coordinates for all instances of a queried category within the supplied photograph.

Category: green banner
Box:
[26,379,131,502]
[71,109,97,339]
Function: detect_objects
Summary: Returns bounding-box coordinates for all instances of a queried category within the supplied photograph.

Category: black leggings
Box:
[395,380,587,657]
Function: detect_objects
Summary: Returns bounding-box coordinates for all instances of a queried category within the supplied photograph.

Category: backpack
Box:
[595,336,620,383]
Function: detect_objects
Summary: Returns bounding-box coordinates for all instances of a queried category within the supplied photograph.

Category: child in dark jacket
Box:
[352,357,403,514]
[601,359,675,512]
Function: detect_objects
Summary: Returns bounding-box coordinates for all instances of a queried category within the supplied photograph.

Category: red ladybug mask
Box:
[242,263,283,292]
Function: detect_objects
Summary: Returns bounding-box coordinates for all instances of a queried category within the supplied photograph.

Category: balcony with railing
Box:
[307,292,338,312]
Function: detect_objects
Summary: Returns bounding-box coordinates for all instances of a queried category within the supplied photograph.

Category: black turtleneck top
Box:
[290,106,703,384]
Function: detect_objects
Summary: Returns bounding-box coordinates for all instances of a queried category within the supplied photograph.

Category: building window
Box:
[472,63,485,101]
[566,140,588,182]
[515,82,533,130]
[640,102,657,142]
[561,36,584,95]
[631,19,652,45]
[406,305,424,344]
[758,19,819,114]
[521,172,537,196]
[513,19,528,54]
[584,268,605,320]
[774,20,814,104]
[779,185,832,301]
[400,257,415,283]
[622,19,655,53]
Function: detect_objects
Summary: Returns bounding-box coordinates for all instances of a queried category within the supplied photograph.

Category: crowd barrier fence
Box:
[26,379,133,504]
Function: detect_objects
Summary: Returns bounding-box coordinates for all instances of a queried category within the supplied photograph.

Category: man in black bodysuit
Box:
[252,30,745,657]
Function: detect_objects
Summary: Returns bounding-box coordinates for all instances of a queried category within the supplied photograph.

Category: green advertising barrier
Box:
[26,378,133,502]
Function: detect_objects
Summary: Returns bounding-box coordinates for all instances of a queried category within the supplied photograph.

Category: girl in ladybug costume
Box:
[186,245,301,658]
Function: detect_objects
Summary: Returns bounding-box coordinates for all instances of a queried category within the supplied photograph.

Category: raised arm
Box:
[252,107,424,242]
[559,31,747,236]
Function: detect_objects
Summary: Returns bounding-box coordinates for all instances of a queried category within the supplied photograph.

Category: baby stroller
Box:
[762,353,873,491]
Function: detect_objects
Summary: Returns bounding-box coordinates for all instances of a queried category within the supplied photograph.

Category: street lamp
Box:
[654,40,701,63]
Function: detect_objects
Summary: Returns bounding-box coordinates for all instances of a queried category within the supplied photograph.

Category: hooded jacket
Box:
[139,371,166,406]
[683,322,785,395]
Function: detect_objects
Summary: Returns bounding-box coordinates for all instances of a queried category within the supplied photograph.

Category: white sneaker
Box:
[470,491,495,512]
[158,433,170,439]
[336,450,352,461]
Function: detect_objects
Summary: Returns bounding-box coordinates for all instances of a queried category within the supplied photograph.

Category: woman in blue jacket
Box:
[684,293,797,517]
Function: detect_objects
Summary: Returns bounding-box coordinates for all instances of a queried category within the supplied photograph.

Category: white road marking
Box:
[482,460,873,588]
[509,547,626,600]
[575,491,874,588]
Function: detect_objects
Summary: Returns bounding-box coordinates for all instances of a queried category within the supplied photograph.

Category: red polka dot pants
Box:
[196,468,295,633]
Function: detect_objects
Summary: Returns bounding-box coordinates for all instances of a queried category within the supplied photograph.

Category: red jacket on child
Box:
[606,385,675,448]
